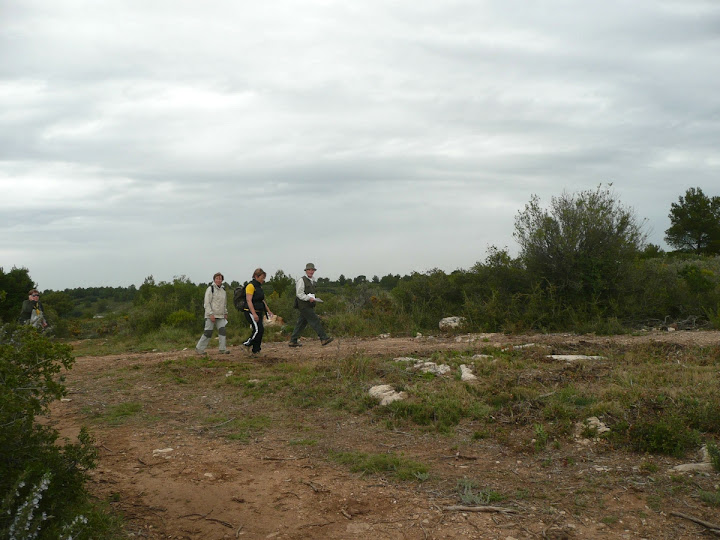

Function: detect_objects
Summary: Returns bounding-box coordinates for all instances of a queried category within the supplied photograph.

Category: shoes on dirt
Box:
[218,350,230,355]
[321,337,334,346]
[288,341,302,348]
[195,348,208,356]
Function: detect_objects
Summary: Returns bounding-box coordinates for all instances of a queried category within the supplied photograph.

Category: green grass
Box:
[699,488,720,507]
[203,414,273,442]
[90,402,143,424]
[707,441,720,471]
[329,451,429,481]
[456,478,505,505]
[289,438,318,446]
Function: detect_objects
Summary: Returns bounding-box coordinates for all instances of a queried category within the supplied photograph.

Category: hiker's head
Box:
[253,268,267,283]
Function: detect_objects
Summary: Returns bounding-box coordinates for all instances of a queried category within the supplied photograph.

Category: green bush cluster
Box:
[0,326,121,538]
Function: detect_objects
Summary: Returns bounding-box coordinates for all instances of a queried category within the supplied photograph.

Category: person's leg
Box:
[289,311,308,343]
[252,315,265,353]
[217,318,228,352]
[300,306,329,340]
[243,312,259,348]
[196,319,213,352]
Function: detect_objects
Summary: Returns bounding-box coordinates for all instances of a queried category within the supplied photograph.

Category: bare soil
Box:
[47,331,720,539]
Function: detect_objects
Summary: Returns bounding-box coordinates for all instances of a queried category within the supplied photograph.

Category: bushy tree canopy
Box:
[664,187,720,254]
[514,186,646,311]
[0,266,34,324]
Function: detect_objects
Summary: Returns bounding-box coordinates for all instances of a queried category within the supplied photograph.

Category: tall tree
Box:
[664,187,720,254]
[514,186,646,309]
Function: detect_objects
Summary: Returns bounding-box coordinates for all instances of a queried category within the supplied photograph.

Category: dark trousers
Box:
[243,311,265,353]
[290,305,328,342]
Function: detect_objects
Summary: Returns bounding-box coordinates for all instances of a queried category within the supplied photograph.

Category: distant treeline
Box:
[3,251,720,340]
[3,186,720,338]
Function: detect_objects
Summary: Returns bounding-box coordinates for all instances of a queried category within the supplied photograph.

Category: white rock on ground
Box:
[459,364,477,382]
[369,385,407,406]
[439,316,466,330]
[672,444,717,473]
[672,462,714,473]
[410,361,451,376]
[577,417,610,435]
[501,343,536,351]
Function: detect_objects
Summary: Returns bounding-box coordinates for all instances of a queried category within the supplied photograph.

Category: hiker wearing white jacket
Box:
[196,272,229,355]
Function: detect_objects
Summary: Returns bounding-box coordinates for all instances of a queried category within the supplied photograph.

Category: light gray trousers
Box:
[196,317,227,351]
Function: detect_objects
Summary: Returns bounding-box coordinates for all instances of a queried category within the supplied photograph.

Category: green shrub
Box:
[329,451,428,481]
[0,326,121,538]
[707,441,720,472]
[165,309,197,330]
[456,477,504,505]
[628,417,701,457]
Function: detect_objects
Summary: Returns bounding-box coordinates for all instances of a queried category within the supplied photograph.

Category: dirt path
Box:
[47,331,720,539]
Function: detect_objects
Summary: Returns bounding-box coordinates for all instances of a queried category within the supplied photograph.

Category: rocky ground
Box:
[46,331,720,539]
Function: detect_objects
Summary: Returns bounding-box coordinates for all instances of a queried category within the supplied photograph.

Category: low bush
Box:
[627,417,701,457]
[0,326,122,539]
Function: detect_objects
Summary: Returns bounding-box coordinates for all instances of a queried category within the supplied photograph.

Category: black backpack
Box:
[233,285,247,310]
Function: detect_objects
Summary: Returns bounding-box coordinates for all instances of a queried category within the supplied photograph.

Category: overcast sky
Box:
[2,1,719,290]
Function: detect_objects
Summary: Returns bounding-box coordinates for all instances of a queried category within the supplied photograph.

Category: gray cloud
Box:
[1,0,719,289]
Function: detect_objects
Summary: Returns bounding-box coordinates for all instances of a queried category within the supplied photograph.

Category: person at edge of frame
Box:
[19,289,49,331]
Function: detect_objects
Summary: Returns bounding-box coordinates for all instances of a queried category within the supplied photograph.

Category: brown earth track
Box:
[46,331,720,539]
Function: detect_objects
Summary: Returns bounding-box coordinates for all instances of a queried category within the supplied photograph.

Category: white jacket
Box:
[203,284,228,318]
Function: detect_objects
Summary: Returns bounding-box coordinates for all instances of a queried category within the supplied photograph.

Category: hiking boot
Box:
[218,350,230,355]
[195,348,208,356]
[321,337,334,346]
[288,341,302,348]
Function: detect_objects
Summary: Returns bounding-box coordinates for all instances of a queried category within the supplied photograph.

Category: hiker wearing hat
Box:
[195,272,229,355]
[288,263,333,347]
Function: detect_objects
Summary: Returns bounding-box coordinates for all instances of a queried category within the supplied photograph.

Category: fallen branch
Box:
[670,511,720,537]
[441,453,478,461]
[302,481,329,493]
[443,505,518,515]
[209,417,236,429]
[179,510,234,529]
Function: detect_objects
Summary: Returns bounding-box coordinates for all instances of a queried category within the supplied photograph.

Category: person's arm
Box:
[263,300,272,317]
[20,300,33,321]
[246,283,259,321]
[204,287,215,321]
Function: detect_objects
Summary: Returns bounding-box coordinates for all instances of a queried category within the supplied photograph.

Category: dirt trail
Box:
[47,331,720,539]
